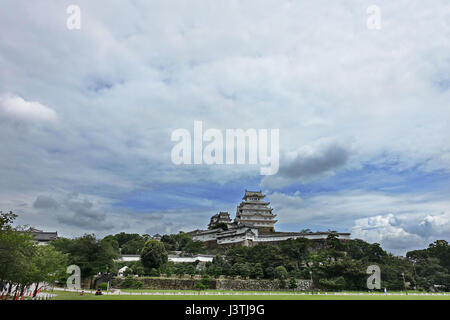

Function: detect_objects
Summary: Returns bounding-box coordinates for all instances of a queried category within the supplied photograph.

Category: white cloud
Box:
[351,212,450,255]
[351,214,424,252]
[0,94,57,123]
[267,189,450,254]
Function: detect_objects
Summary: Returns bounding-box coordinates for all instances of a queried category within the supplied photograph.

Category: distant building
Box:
[115,253,214,264]
[189,190,351,247]
[117,254,140,262]
[27,227,58,245]
[152,233,162,241]
[117,266,129,277]
[167,254,214,264]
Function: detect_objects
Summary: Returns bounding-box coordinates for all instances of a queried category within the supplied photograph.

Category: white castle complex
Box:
[188,190,351,247]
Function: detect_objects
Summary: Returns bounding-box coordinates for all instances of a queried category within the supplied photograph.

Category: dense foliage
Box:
[0,211,68,298]
[140,240,168,272]
[51,234,119,278]
[160,232,205,254]
[2,211,449,293]
[103,232,149,254]
[87,231,207,256]
[201,235,450,291]
[406,240,450,290]
[103,231,450,292]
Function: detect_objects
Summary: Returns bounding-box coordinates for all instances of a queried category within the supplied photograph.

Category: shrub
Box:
[275,266,288,280]
[121,276,144,289]
[195,275,212,291]
[98,282,108,290]
[149,268,160,277]
[289,277,298,290]
[319,276,346,291]
[123,268,134,277]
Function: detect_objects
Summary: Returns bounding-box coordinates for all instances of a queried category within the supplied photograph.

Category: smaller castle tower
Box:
[208,212,232,229]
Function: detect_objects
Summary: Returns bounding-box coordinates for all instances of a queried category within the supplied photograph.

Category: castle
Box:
[188,190,350,247]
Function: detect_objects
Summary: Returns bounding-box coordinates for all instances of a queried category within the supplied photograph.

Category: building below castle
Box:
[26,227,58,246]
[188,190,350,247]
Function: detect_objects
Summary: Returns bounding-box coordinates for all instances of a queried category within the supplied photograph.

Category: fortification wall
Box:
[215,279,312,291]
[113,277,212,290]
[112,277,312,291]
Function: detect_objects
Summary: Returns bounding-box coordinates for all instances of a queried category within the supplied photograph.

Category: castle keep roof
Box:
[242,190,265,200]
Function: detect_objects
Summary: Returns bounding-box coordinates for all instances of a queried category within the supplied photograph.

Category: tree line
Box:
[114,231,450,291]
[201,236,449,291]
[1,210,449,293]
[0,211,67,299]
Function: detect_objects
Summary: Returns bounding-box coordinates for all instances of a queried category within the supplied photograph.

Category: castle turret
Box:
[234,190,277,233]
[208,211,232,229]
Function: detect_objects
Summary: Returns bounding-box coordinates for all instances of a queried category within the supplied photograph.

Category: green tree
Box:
[140,240,168,272]
[275,266,288,279]
[231,263,251,278]
[30,245,68,296]
[0,211,18,230]
[319,276,346,291]
[0,211,35,295]
[194,274,212,292]
[0,225,33,284]
[111,232,143,247]
[251,263,264,279]
[327,233,344,251]
[2,233,36,297]
[275,266,288,289]
[121,238,146,254]
[289,277,298,290]
[406,241,450,291]
[51,234,118,278]
[160,232,203,253]
[102,235,120,254]
[50,237,72,253]
[427,240,450,272]
[0,211,69,298]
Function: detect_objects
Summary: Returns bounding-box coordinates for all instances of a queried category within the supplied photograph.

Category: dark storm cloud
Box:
[55,194,114,231]
[33,195,59,209]
[278,144,350,179]
[32,194,115,231]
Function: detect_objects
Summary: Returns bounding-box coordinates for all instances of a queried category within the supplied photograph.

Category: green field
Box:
[46,290,450,300]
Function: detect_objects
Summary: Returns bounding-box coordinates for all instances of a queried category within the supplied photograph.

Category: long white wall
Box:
[116,254,215,263]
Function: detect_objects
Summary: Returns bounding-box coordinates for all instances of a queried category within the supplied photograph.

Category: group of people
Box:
[78,288,103,296]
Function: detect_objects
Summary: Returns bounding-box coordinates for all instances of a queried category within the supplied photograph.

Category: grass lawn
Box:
[46,290,450,300]
[119,289,425,294]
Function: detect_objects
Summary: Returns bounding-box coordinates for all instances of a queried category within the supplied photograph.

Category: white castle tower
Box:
[234,190,277,233]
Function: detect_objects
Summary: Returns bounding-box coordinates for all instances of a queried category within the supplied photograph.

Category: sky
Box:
[1,1,449,255]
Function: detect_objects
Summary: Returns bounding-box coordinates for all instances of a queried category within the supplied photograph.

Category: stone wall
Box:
[216,279,311,291]
[112,276,312,291]
[113,277,213,290]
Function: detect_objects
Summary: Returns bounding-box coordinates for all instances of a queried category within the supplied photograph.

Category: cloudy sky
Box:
[1,1,449,255]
